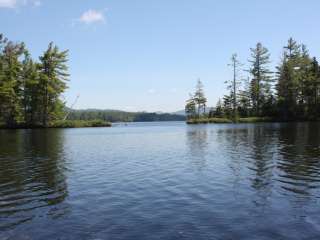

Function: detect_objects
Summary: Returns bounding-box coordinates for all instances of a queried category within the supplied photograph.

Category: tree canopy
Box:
[186,38,320,121]
[0,34,69,127]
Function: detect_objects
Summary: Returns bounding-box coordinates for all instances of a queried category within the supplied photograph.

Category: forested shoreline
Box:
[186,38,320,123]
[0,34,70,128]
[67,109,185,122]
[2,34,319,128]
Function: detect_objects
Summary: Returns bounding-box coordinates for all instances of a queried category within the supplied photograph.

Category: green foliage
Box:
[0,36,25,126]
[67,109,185,122]
[238,117,274,123]
[248,42,273,116]
[0,34,69,128]
[186,117,274,124]
[187,38,320,123]
[210,99,223,118]
[225,54,242,120]
[38,42,69,126]
[276,39,320,120]
[185,93,196,119]
[185,79,207,118]
[187,117,232,124]
[50,120,111,128]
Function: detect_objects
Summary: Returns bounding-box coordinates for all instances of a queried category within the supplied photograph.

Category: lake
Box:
[0,122,320,239]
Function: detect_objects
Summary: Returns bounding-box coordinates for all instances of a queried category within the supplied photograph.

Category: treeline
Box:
[186,38,320,121]
[67,109,186,122]
[0,34,69,127]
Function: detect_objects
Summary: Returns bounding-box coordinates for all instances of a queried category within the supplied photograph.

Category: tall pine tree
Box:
[38,42,69,126]
[248,42,273,116]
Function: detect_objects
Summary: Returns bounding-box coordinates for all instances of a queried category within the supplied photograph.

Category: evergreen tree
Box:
[185,94,196,119]
[213,99,224,117]
[193,79,207,117]
[21,50,40,125]
[309,57,320,117]
[222,94,232,118]
[276,53,291,118]
[0,34,6,124]
[225,54,242,120]
[296,44,312,116]
[0,39,24,126]
[284,37,300,59]
[238,77,252,117]
[0,34,70,128]
[38,42,69,126]
[276,38,312,119]
[248,42,273,116]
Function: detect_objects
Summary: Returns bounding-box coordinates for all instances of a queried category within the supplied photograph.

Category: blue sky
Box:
[1,0,319,112]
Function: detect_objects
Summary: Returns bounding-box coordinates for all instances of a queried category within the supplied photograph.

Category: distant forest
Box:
[67,109,185,122]
[186,38,320,121]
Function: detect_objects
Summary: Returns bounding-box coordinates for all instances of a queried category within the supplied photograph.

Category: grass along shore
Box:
[49,120,112,128]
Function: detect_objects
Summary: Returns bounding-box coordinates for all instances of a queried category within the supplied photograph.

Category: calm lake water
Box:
[0,122,320,240]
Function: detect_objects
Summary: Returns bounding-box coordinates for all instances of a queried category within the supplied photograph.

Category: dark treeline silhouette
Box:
[0,34,69,128]
[67,109,185,122]
[186,38,320,121]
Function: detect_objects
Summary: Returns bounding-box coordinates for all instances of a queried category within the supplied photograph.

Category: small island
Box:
[185,39,320,124]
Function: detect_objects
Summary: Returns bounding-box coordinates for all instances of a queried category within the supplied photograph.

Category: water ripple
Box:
[0,123,320,239]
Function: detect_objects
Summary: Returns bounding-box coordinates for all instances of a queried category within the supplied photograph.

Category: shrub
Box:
[50,120,112,128]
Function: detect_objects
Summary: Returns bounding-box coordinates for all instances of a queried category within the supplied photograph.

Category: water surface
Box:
[0,122,320,239]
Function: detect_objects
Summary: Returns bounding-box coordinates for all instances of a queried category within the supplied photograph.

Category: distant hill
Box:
[172,108,213,116]
[172,110,186,116]
[67,109,186,122]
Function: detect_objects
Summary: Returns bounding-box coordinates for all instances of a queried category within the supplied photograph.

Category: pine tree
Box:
[276,39,312,119]
[284,37,300,59]
[193,79,207,117]
[222,94,232,118]
[225,54,242,120]
[306,57,320,117]
[297,44,313,116]
[21,50,40,125]
[248,42,273,116]
[0,39,24,126]
[238,77,252,117]
[185,94,196,119]
[0,34,6,124]
[213,99,223,117]
[38,42,69,126]
[0,34,70,128]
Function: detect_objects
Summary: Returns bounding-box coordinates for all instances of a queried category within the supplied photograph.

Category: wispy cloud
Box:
[0,0,41,8]
[78,9,106,24]
[0,0,17,8]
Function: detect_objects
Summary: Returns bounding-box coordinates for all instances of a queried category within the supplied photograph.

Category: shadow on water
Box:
[215,124,278,207]
[276,123,320,197]
[0,129,69,231]
[214,123,320,197]
[185,123,320,199]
